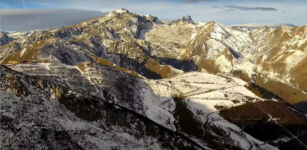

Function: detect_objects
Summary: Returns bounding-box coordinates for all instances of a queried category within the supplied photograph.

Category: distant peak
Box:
[115,8,129,14]
[182,16,193,22]
[171,15,194,24]
[181,15,194,24]
[105,8,134,19]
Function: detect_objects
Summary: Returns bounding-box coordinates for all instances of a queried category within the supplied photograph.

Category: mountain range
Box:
[0,9,307,150]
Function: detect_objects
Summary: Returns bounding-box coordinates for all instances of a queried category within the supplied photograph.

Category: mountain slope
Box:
[0,9,307,149]
[0,62,280,149]
[0,65,205,149]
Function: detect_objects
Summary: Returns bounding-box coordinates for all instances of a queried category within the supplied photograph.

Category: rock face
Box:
[0,32,11,45]
[0,65,204,150]
[0,9,307,150]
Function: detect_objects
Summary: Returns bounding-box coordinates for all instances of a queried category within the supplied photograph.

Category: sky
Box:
[0,0,307,31]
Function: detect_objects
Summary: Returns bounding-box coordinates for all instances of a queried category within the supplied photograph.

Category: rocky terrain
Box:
[0,9,307,149]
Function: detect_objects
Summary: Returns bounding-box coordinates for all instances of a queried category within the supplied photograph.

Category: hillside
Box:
[1,9,307,149]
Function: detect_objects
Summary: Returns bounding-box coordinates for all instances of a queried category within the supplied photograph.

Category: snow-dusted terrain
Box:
[1,9,307,150]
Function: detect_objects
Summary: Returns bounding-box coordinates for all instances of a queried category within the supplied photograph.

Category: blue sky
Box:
[0,0,306,30]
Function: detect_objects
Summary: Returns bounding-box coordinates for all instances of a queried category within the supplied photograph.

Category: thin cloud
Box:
[181,0,215,3]
[0,0,305,26]
[0,9,106,32]
[0,2,10,9]
[21,0,26,8]
[225,5,277,11]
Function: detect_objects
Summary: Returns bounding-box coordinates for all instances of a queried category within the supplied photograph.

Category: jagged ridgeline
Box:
[1,9,307,150]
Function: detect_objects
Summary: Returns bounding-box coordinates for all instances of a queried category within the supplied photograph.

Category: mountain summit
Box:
[1,9,307,150]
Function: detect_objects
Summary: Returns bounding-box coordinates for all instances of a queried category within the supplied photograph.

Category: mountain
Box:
[1,9,307,149]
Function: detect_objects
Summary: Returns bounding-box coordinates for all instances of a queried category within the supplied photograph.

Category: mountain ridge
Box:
[1,9,307,149]
[1,9,306,105]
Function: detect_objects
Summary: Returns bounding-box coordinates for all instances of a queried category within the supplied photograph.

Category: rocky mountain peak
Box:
[182,15,194,23]
[0,32,11,45]
[171,15,195,24]
[115,8,130,14]
[105,8,140,20]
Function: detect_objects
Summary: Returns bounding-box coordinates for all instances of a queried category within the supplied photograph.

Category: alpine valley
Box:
[1,9,307,150]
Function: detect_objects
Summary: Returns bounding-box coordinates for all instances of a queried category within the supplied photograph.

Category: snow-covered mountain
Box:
[1,9,307,149]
